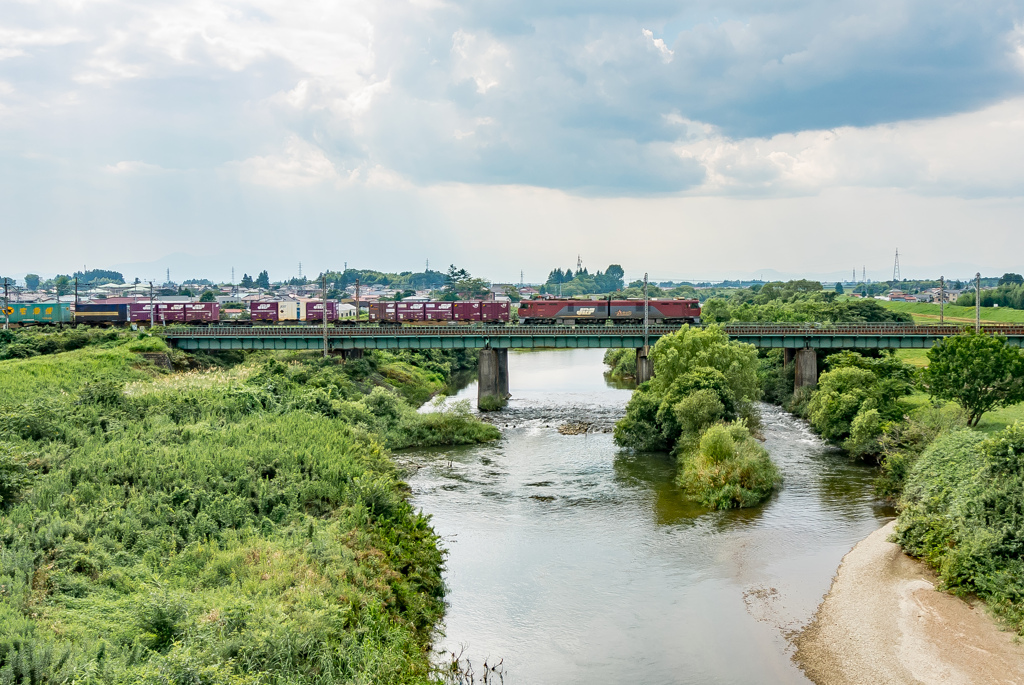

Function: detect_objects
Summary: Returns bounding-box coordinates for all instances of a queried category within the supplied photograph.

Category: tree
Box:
[53,275,72,298]
[240,273,254,288]
[999,273,1024,286]
[199,290,217,302]
[922,332,1024,426]
[614,325,760,454]
[255,270,270,289]
[834,282,844,294]
[24,274,39,291]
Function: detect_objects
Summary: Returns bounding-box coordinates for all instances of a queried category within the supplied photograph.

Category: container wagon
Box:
[73,303,131,325]
[6,302,72,325]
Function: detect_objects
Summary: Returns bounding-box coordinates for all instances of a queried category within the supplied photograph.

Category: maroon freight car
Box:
[518,298,700,325]
[368,302,397,323]
[250,301,280,322]
[397,302,425,322]
[425,301,454,321]
[305,301,337,322]
[184,302,219,322]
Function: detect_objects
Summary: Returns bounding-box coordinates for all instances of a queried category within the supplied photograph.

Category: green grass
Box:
[902,391,1024,435]
[895,349,930,368]
[875,300,1024,324]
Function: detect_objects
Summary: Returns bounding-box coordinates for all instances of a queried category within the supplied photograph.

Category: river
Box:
[404,348,892,684]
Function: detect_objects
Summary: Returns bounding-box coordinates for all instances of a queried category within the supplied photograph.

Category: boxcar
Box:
[424,302,453,321]
[305,301,337,322]
[7,302,72,325]
[368,302,397,323]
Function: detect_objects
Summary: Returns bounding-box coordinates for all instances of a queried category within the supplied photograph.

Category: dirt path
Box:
[795,520,1024,685]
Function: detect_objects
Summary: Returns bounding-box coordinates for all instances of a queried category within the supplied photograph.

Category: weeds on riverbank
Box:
[893,423,1024,633]
[0,336,496,682]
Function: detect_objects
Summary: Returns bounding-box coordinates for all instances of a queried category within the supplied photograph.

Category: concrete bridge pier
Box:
[478,348,509,410]
[783,348,796,367]
[339,349,364,361]
[636,346,653,384]
[794,348,817,390]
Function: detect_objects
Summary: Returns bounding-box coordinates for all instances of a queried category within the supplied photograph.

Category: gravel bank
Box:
[795,520,1024,685]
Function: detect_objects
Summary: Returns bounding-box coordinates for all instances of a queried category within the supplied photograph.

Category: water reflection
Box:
[407,349,889,685]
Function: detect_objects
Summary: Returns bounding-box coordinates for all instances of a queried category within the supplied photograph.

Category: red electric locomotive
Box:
[517,298,700,325]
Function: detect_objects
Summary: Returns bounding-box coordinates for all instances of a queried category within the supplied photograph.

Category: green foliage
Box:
[874,403,968,500]
[602,348,636,379]
[542,264,625,295]
[614,326,760,454]
[676,422,781,509]
[922,331,1024,426]
[893,423,1024,632]
[23,274,39,291]
[803,351,916,451]
[614,326,777,509]
[957,282,1024,310]
[0,326,123,361]
[701,279,912,324]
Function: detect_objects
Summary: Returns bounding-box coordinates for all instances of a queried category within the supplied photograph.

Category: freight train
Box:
[517,298,701,325]
[4,297,700,328]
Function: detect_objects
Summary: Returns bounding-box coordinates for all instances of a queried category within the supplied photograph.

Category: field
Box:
[874,300,1024,324]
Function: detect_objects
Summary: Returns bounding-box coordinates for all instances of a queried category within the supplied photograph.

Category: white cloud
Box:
[104,160,165,174]
[672,98,1024,197]
[451,30,510,93]
[642,29,673,64]
[235,136,343,188]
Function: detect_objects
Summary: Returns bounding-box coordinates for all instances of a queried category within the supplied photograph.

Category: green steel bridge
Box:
[163,322,1024,352]
[163,323,1024,407]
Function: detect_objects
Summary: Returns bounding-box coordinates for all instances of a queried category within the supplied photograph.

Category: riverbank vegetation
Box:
[0,331,498,683]
[612,326,779,509]
[893,425,1024,633]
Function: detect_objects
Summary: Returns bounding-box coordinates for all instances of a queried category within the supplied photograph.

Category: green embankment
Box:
[894,425,1024,633]
[0,332,497,683]
[875,300,1024,324]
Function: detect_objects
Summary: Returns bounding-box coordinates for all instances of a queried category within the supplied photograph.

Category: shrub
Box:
[677,422,781,509]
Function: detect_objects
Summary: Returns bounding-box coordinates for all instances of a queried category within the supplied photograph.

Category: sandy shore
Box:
[795,520,1024,685]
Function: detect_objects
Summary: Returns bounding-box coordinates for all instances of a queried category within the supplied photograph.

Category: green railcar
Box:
[5,301,72,325]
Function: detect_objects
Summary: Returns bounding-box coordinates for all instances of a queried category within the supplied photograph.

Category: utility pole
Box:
[149,281,155,329]
[643,272,649,352]
[74,277,79,308]
[355,278,360,323]
[892,249,901,286]
[322,273,328,359]
[939,276,945,324]
[3,278,9,330]
[975,272,981,333]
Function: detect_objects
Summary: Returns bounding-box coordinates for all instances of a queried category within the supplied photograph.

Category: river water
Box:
[404,349,892,684]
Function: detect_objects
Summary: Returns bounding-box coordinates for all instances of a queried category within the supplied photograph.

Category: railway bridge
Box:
[163,323,1024,408]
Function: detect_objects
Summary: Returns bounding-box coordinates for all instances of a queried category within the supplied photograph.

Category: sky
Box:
[3,0,1024,285]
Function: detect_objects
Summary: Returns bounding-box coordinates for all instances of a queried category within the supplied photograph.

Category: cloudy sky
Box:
[3,0,1024,284]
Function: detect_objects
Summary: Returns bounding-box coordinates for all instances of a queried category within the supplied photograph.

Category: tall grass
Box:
[0,337,496,683]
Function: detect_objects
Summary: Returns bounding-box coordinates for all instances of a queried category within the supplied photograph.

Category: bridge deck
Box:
[162,323,1024,351]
